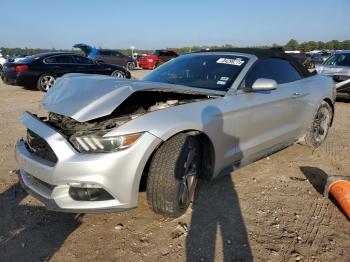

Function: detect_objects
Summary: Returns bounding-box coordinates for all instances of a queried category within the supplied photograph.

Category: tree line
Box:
[284,39,350,51]
[1,39,349,56]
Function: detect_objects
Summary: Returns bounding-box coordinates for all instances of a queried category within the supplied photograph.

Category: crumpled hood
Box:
[41,74,223,122]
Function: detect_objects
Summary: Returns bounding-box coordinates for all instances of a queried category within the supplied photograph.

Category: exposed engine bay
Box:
[45,90,214,137]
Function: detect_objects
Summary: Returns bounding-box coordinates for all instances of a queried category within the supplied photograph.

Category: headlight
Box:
[147,59,153,62]
[69,132,143,153]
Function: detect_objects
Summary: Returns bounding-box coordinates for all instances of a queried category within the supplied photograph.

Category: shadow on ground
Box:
[186,177,253,261]
[0,183,83,262]
[299,166,329,194]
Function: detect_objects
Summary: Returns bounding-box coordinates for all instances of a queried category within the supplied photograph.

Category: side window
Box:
[44,56,57,64]
[335,54,350,66]
[242,58,301,87]
[44,55,72,64]
[114,51,122,57]
[72,55,94,64]
[100,50,111,56]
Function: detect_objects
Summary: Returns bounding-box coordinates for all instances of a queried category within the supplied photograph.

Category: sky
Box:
[1,0,349,49]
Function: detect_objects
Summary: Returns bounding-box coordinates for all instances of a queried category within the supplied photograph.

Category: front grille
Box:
[25,129,58,163]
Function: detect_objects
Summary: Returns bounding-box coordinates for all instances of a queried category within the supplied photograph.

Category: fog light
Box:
[69,187,114,201]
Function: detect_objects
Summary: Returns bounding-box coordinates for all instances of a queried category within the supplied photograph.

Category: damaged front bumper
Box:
[15,112,162,213]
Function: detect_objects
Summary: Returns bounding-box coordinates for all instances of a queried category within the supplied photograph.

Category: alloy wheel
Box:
[111,71,126,78]
[178,145,198,209]
[40,75,55,91]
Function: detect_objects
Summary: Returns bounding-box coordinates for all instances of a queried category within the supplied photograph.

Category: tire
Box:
[111,70,126,78]
[37,73,55,92]
[303,101,333,148]
[126,62,135,71]
[147,133,200,218]
[152,62,160,70]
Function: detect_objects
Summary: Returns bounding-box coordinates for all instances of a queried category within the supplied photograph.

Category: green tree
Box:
[285,39,299,50]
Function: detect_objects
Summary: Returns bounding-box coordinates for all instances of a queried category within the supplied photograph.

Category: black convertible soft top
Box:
[198,48,312,78]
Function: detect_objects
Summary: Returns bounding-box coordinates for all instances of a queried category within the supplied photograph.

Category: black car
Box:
[1,52,131,91]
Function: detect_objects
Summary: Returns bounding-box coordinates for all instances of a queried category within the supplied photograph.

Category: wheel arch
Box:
[140,129,216,191]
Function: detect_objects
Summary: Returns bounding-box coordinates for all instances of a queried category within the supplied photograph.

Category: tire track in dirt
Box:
[317,137,349,164]
[280,196,333,261]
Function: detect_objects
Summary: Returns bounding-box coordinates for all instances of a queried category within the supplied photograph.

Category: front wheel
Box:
[146,133,200,218]
[37,73,55,92]
[111,70,126,78]
[303,101,333,148]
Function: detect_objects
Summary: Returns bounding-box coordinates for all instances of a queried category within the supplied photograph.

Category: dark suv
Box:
[74,44,136,70]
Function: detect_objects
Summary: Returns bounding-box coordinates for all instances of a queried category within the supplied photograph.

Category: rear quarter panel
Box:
[297,74,335,135]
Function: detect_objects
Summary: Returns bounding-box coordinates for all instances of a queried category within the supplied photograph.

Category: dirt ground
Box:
[0,70,349,262]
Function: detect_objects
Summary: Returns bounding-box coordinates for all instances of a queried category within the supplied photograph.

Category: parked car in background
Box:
[285,52,308,67]
[0,51,6,71]
[139,49,178,69]
[15,48,335,218]
[316,50,350,96]
[305,52,332,69]
[73,43,136,70]
[1,52,130,91]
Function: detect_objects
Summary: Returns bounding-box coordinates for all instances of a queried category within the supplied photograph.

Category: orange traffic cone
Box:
[327,178,350,220]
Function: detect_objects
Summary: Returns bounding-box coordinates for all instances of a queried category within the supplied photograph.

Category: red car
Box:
[139,50,178,69]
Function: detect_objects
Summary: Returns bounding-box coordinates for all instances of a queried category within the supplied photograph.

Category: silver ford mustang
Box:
[15,49,335,217]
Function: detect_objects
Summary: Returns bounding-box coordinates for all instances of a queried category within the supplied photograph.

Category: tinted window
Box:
[152,50,160,56]
[336,54,350,66]
[44,55,72,64]
[72,55,94,64]
[242,58,301,87]
[99,50,112,56]
[114,51,123,57]
[143,54,248,91]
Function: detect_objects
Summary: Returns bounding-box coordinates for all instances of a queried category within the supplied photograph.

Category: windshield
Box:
[18,55,41,63]
[143,54,248,91]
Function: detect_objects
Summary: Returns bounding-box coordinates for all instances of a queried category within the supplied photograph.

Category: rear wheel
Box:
[146,133,200,218]
[111,70,126,78]
[303,101,333,148]
[126,62,135,70]
[37,73,55,92]
[152,61,160,70]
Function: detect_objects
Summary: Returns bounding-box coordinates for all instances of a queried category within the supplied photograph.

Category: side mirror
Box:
[251,78,277,91]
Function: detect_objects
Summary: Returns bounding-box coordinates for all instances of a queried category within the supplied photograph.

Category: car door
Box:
[111,51,127,67]
[70,55,102,74]
[229,58,306,163]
